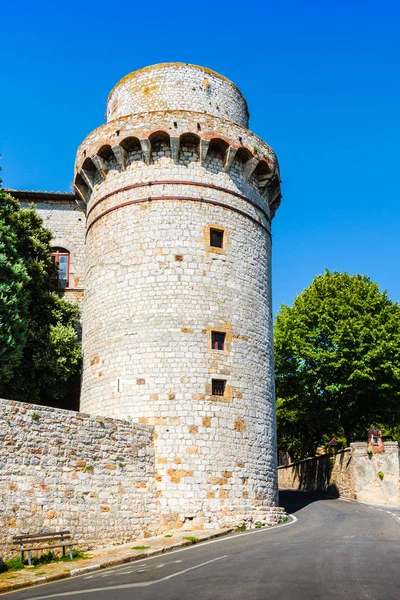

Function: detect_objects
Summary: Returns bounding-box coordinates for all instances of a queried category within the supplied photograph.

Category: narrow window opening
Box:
[51,248,70,289]
[211,331,226,351]
[210,228,224,249]
[212,379,226,396]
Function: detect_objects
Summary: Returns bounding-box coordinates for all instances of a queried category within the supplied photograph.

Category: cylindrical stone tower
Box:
[74,63,283,529]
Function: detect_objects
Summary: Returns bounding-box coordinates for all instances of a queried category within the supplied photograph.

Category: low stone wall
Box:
[0,399,161,559]
[278,449,355,499]
[278,443,400,506]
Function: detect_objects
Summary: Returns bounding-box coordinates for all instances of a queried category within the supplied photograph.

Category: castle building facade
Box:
[10,63,283,529]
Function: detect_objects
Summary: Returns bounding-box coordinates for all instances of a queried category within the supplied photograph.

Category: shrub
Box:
[0,557,25,573]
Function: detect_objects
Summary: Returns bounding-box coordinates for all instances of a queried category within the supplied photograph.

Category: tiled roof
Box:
[4,189,76,201]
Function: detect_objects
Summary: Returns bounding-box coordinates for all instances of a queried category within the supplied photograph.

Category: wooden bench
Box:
[12,531,74,566]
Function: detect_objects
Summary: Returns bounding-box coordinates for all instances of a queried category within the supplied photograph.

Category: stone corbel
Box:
[74,182,89,207]
[170,136,180,164]
[111,145,127,171]
[91,155,108,180]
[78,168,94,191]
[258,173,274,189]
[243,157,259,181]
[140,139,152,165]
[199,139,210,164]
[224,146,238,173]
[269,189,282,218]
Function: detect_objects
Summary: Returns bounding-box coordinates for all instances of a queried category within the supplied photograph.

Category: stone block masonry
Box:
[0,398,160,559]
[351,442,399,505]
[278,449,356,499]
[278,443,400,506]
[74,62,284,529]
[8,190,86,305]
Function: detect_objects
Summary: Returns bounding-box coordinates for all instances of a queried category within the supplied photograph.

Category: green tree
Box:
[0,189,81,407]
[275,270,400,454]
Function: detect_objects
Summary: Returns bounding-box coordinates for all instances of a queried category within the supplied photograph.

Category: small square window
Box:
[212,379,226,396]
[372,436,379,445]
[211,331,226,351]
[210,228,224,249]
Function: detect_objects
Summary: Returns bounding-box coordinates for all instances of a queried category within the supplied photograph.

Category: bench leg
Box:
[21,550,24,563]
[27,550,31,567]
[62,545,66,557]
[69,546,73,561]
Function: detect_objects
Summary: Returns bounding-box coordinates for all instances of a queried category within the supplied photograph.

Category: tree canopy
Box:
[274,270,400,457]
[0,189,81,408]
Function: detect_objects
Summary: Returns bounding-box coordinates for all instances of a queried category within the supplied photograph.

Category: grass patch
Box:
[60,549,87,562]
[182,536,198,545]
[31,551,59,566]
[235,525,247,532]
[0,557,24,573]
[164,534,173,538]
[0,549,87,573]
[131,546,150,550]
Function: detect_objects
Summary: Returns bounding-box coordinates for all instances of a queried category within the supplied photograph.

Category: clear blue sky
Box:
[2,0,399,312]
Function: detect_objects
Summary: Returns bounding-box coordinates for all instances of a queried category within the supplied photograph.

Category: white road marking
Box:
[6,516,298,597]
[74,514,297,578]
[106,559,183,576]
[377,508,384,511]
[26,555,230,599]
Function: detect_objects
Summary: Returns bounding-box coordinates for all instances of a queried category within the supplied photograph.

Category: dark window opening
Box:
[212,379,226,396]
[210,228,224,248]
[212,331,226,351]
[51,248,70,289]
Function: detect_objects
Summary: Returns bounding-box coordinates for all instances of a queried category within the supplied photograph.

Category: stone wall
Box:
[0,399,160,559]
[278,449,355,499]
[11,190,86,305]
[107,63,250,127]
[352,442,399,505]
[278,443,400,505]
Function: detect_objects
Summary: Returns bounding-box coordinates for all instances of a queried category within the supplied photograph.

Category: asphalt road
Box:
[4,491,400,600]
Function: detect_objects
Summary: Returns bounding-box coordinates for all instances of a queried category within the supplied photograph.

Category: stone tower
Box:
[74,63,283,529]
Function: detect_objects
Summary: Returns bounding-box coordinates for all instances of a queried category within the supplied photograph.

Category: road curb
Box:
[0,529,234,596]
[69,564,101,577]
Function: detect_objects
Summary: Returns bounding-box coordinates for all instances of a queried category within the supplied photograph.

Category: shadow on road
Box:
[279,490,337,515]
